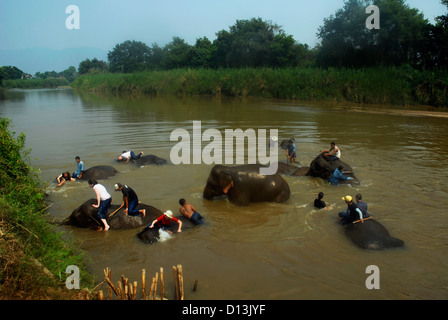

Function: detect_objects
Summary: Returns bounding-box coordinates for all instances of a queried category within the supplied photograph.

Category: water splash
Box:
[157,229,173,242]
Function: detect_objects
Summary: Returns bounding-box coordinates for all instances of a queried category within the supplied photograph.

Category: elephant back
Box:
[345,219,404,250]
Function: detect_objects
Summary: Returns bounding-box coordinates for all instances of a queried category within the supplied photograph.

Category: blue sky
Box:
[1,0,446,51]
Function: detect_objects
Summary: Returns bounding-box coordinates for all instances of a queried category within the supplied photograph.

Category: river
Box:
[1,88,447,300]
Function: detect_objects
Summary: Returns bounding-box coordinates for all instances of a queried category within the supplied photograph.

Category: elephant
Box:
[78,165,118,181]
[62,198,161,230]
[203,164,291,206]
[116,154,168,167]
[304,153,359,183]
[136,215,196,244]
[344,218,404,250]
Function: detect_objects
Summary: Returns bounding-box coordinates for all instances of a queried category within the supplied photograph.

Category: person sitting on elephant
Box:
[338,195,364,225]
[179,198,204,225]
[146,210,182,234]
[72,156,85,179]
[329,166,353,186]
[117,150,144,163]
[57,171,75,187]
[321,142,341,161]
[114,183,146,217]
[286,139,297,163]
[89,179,112,231]
[355,194,370,218]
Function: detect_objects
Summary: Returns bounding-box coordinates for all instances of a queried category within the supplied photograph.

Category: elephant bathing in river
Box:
[203,164,291,206]
[116,154,168,167]
[63,199,196,243]
[63,198,161,230]
[344,218,404,250]
[79,165,117,181]
[292,153,359,184]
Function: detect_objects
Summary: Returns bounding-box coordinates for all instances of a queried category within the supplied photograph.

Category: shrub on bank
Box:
[0,117,93,299]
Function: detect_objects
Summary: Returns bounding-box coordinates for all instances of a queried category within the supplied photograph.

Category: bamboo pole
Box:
[142,269,146,300]
[177,264,184,300]
[160,267,165,300]
[173,266,179,300]
[153,272,158,300]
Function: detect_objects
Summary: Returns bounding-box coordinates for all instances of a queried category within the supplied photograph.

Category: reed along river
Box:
[1,88,447,300]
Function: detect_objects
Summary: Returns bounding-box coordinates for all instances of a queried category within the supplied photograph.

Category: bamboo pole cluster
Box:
[97,265,185,300]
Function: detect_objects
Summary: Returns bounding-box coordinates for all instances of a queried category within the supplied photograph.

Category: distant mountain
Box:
[0,47,108,75]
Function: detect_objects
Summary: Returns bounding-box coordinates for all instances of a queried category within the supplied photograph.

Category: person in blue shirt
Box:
[328,166,353,186]
[286,139,297,163]
[72,156,85,179]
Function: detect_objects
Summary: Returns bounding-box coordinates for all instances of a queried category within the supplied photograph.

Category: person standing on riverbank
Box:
[114,183,146,217]
[89,179,112,231]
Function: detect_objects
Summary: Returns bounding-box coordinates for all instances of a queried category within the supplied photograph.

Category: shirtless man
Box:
[179,198,204,225]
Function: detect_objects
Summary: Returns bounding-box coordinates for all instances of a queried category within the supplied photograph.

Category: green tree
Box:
[60,66,77,82]
[78,58,108,74]
[189,37,215,68]
[214,18,280,68]
[161,37,192,69]
[108,40,151,73]
[0,66,24,82]
[317,0,429,68]
[422,0,448,69]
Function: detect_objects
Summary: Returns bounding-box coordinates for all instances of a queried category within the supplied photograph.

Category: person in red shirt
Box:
[147,210,182,234]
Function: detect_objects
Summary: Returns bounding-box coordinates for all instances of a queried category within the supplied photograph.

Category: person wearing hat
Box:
[338,195,364,225]
[114,183,146,217]
[147,210,182,233]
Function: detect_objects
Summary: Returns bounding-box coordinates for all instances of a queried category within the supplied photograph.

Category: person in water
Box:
[286,139,297,163]
[179,198,204,225]
[72,156,85,179]
[355,194,370,218]
[147,210,182,234]
[314,192,327,209]
[117,150,144,163]
[329,166,353,186]
[57,171,75,187]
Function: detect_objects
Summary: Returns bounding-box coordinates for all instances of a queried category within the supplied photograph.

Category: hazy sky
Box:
[0,0,446,52]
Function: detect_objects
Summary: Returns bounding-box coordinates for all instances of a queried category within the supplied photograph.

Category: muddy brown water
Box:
[1,88,447,300]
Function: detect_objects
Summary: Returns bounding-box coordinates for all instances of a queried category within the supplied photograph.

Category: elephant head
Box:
[203,165,234,200]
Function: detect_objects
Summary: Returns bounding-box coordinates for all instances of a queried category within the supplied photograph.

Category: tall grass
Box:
[72,67,448,107]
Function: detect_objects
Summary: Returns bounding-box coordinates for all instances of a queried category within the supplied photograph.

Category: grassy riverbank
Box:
[0,117,92,299]
[72,67,448,108]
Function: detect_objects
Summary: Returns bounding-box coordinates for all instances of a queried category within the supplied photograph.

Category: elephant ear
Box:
[219,172,234,194]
